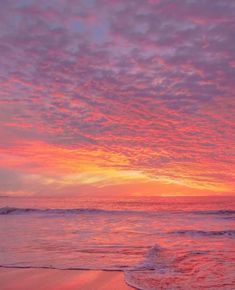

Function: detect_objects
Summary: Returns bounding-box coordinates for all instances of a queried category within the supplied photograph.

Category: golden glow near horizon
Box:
[0,140,233,197]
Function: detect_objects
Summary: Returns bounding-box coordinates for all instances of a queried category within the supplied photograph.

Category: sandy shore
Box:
[0,268,134,290]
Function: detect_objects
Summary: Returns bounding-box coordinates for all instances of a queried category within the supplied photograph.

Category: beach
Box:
[0,268,133,290]
[1,196,234,289]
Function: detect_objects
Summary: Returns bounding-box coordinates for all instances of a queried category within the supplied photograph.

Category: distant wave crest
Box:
[195,210,235,215]
[170,229,235,237]
[1,206,235,217]
[0,206,138,216]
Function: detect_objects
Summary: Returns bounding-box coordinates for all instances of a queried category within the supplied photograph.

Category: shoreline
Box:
[0,267,134,290]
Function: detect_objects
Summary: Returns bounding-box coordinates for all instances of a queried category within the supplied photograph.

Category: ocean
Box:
[0,196,234,289]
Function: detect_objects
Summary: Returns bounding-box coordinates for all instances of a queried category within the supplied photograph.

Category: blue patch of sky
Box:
[91,21,109,44]
[71,20,85,33]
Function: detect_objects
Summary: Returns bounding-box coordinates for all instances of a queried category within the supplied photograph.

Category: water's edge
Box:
[0,266,140,290]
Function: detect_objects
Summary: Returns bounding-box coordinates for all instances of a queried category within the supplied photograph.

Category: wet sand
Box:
[0,268,133,290]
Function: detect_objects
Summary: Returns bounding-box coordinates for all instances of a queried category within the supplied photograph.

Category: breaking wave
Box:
[124,244,235,290]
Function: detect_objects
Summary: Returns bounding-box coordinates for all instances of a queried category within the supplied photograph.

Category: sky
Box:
[0,0,234,197]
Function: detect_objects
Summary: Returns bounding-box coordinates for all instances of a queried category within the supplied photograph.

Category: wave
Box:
[128,244,171,271]
[1,206,235,218]
[124,244,235,290]
[195,210,235,215]
[0,206,144,216]
[170,229,235,237]
[124,245,179,290]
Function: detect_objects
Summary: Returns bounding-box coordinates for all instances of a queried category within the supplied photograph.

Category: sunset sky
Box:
[0,0,234,197]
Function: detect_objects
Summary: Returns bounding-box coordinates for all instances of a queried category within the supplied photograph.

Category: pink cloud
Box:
[0,0,234,196]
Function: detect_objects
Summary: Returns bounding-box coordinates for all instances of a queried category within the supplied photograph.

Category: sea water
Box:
[0,196,234,289]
